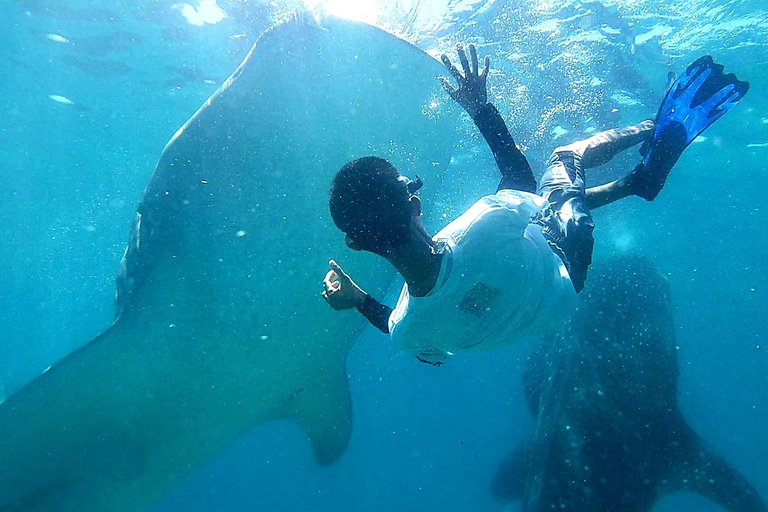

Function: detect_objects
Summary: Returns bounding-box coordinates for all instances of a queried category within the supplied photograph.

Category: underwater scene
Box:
[1,0,766,510]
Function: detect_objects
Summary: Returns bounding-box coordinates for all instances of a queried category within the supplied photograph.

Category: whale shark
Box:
[0,14,456,511]
[492,255,767,512]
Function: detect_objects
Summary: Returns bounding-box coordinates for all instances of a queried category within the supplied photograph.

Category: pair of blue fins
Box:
[631,55,749,200]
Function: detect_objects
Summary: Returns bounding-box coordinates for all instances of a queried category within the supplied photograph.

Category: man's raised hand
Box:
[439,42,490,118]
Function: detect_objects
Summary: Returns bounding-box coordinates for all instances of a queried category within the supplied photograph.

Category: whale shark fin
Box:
[278,368,352,467]
[491,440,532,503]
[663,420,767,512]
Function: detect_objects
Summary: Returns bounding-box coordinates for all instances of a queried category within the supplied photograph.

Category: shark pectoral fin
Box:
[279,374,353,467]
[668,428,768,512]
[491,439,532,503]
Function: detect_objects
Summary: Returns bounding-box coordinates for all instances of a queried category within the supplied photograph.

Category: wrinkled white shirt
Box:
[389,190,576,364]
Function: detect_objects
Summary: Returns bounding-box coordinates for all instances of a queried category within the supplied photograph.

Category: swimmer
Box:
[322,44,748,365]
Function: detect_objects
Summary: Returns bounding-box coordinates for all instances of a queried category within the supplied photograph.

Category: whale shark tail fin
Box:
[491,440,532,503]
[663,420,767,512]
[277,366,353,467]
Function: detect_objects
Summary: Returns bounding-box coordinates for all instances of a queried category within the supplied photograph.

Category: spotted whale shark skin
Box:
[493,255,767,512]
[0,14,456,512]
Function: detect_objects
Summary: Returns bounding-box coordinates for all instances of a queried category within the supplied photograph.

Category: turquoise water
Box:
[1,0,766,510]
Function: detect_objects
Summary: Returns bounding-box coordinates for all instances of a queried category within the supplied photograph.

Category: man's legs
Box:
[581,120,655,209]
[535,120,653,292]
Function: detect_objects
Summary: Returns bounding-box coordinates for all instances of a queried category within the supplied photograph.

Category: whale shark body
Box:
[493,255,766,512]
[0,15,455,511]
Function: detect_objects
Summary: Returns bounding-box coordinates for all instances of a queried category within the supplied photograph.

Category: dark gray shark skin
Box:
[0,13,456,512]
[493,255,766,512]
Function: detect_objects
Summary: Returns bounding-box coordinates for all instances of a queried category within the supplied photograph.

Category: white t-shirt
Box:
[388,190,576,364]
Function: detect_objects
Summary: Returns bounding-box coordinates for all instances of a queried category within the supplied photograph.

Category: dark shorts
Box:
[538,150,586,199]
[532,150,594,293]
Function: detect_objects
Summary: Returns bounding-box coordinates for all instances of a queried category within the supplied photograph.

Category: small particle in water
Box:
[236,230,246,237]
[169,323,176,328]
[204,79,216,85]
[49,94,74,105]
[260,335,269,340]
[200,179,208,184]
[83,225,96,232]
[46,33,70,44]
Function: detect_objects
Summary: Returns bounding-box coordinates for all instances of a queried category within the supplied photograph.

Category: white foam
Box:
[174,0,228,26]
[612,230,635,253]
[551,125,569,139]
[48,95,75,105]
[46,33,70,44]
[634,24,673,46]
[610,91,640,106]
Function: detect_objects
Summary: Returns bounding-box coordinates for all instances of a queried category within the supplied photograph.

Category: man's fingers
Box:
[441,54,462,83]
[469,44,479,76]
[329,259,348,279]
[480,55,490,80]
[324,269,338,284]
[457,44,470,78]
[438,77,457,97]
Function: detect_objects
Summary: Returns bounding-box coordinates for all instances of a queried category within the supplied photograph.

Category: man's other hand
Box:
[322,260,367,311]
[439,42,490,118]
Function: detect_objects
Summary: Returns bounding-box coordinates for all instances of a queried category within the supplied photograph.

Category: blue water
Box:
[1,0,766,510]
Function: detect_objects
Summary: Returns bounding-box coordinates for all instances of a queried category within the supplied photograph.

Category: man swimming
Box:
[322,44,748,365]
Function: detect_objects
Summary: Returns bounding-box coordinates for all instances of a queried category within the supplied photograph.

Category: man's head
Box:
[329,156,418,255]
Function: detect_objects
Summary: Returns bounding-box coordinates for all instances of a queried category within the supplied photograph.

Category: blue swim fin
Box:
[630,55,749,201]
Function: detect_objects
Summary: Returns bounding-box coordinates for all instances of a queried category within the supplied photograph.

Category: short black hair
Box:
[329,156,411,254]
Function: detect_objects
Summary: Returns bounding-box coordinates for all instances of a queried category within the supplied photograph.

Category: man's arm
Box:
[440,44,537,194]
[357,294,392,334]
[322,260,392,334]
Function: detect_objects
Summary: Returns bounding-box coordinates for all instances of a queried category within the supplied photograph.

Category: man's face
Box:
[343,232,394,256]
[344,234,363,251]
